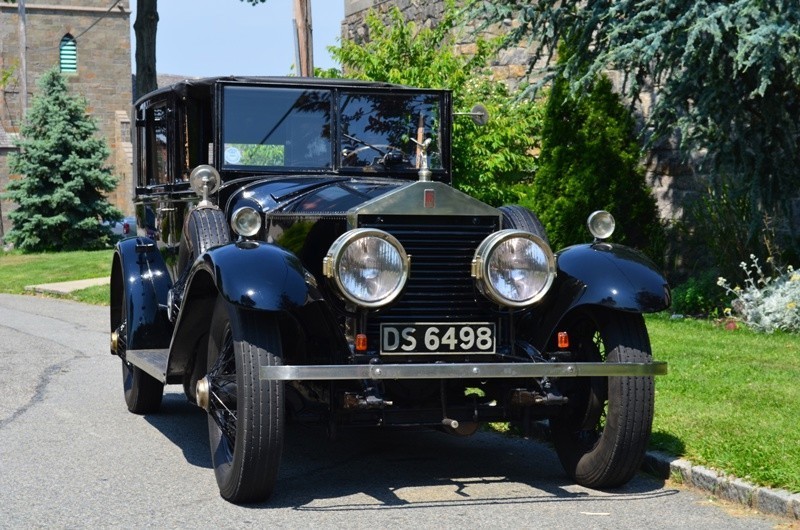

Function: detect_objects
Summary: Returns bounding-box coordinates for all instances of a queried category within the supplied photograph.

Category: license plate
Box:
[380,323,496,355]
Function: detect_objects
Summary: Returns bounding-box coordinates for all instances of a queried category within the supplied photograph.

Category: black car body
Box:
[110,76,669,504]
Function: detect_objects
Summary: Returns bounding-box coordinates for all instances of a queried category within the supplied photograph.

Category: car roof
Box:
[134,76,444,106]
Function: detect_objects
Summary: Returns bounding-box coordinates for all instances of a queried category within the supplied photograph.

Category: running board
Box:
[125,348,170,383]
[261,361,668,381]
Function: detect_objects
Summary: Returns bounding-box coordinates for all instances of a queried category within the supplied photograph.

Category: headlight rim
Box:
[230,206,263,237]
[472,229,556,308]
[323,228,410,309]
[587,210,616,241]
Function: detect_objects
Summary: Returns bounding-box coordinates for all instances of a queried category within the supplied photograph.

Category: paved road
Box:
[0,294,780,528]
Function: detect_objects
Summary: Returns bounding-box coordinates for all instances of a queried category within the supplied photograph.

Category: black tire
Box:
[499,205,550,246]
[177,207,230,273]
[115,288,163,414]
[206,295,284,504]
[177,207,230,402]
[122,361,164,414]
[549,309,655,489]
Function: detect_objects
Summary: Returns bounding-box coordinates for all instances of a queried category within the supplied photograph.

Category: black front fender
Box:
[196,240,313,310]
[526,243,670,349]
[167,240,339,379]
[555,243,671,313]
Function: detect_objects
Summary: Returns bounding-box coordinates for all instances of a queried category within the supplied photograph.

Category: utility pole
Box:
[18,0,28,115]
[293,0,313,77]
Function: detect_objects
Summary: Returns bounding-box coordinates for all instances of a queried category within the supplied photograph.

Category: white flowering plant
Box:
[717,255,800,333]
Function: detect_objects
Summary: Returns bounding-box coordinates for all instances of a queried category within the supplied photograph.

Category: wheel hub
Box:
[196,376,211,411]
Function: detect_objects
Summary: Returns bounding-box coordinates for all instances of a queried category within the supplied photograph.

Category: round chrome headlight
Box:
[587,210,615,240]
[231,206,262,237]
[471,229,556,307]
[323,229,410,308]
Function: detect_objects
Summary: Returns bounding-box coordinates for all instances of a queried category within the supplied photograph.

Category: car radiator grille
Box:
[357,214,500,335]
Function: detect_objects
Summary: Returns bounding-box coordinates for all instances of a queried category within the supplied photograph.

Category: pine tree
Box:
[3,69,121,252]
[524,74,663,259]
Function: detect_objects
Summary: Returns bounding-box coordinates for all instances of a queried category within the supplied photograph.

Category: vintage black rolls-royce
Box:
[110,76,669,504]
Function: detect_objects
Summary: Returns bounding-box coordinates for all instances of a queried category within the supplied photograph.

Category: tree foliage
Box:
[522,72,662,257]
[324,2,543,206]
[2,70,121,252]
[471,0,800,263]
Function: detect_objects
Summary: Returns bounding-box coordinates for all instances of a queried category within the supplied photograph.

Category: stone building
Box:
[0,0,133,240]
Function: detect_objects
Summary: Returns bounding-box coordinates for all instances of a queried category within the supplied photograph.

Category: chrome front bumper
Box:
[260,361,668,381]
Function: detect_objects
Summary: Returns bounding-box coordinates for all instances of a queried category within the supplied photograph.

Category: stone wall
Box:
[0,0,134,240]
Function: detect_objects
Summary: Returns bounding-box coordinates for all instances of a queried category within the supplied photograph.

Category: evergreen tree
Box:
[3,69,121,252]
[523,73,663,258]
[472,0,800,268]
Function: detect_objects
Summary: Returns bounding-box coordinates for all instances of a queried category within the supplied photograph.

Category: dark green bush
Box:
[519,72,664,260]
[671,272,731,317]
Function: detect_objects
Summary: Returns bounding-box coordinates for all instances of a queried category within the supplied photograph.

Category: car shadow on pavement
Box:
[143,391,212,469]
[142,389,677,510]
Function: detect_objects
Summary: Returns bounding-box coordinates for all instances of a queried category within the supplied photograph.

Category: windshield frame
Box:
[215,80,452,181]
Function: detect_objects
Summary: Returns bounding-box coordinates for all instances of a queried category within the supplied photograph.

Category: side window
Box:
[136,116,147,188]
[134,103,173,188]
[148,105,170,186]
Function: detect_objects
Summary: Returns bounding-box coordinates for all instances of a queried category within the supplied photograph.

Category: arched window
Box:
[59,34,77,73]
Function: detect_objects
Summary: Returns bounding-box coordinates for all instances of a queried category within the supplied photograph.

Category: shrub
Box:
[717,256,800,333]
[671,272,731,317]
[522,68,664,259]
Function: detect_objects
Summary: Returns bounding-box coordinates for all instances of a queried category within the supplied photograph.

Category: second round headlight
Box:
[323,229,410,308]
[471,230,556,307]
[231,206,262,237]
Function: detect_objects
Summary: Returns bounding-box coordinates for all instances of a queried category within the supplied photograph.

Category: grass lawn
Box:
[0,249,113,305]
[647,314,800,492]
[1,250,798,492]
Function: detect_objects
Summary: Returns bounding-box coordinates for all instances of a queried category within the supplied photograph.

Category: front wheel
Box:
[205,295,284,504]
[549,309,655,489]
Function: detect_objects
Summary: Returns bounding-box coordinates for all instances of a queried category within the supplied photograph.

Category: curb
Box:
[24,277,109,295]
[642,450,800,520]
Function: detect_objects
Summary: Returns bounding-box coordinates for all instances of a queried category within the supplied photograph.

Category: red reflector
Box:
[424,189,435,208]
[355,334,368,352]
[557,331,569,349]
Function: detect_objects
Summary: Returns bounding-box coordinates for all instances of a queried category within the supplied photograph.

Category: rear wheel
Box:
[115,288,163,414]
[205,295,284,504]
[550,309,654,488]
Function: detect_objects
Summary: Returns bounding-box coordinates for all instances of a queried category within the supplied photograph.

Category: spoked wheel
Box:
[114,286,163,414]
[204,295,284,504]
[550,309,655,489]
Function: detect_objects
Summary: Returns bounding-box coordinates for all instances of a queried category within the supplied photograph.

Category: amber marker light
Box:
[557,331,569,349]
[355,334,368,352]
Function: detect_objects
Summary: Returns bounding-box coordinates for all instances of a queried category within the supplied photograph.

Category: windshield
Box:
[222,86,332,169]
[220,85,443,172]
[339,92,442,170]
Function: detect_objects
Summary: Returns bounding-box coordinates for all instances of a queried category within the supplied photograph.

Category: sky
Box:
[129,0,345,77]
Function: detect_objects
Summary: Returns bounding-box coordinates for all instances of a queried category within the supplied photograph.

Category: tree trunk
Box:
[134,0,158,100]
